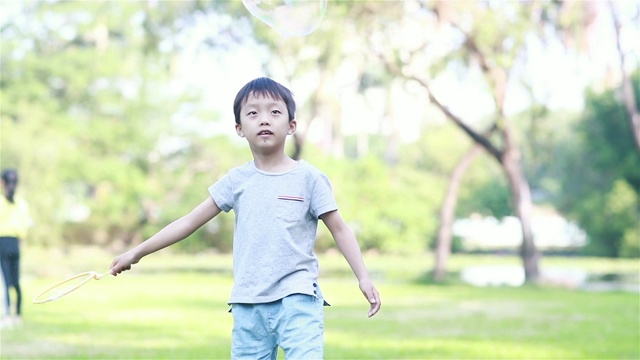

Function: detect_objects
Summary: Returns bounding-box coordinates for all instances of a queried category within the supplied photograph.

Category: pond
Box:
[460,265,640,292]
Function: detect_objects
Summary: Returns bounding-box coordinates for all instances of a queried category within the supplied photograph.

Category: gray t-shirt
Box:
[208,160,338,304]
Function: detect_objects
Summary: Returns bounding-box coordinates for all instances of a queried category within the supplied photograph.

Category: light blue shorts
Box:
[230,286,325,360]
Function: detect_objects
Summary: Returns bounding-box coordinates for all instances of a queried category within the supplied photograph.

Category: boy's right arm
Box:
[110,197,221,275]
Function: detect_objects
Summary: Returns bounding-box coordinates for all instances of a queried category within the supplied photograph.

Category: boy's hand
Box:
[110,251,139,276]
[359,278,381,318]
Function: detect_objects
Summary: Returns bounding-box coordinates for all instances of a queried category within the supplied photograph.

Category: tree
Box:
[0,1,215,247]
[369,1,554,282]
[556,72,640,257]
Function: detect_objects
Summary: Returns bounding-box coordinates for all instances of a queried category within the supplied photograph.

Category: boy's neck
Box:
[253,153,298,173]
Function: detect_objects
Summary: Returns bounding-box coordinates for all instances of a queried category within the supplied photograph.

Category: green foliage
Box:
[552,72,640,257]
[400,124,512,220]
[150,135,250,254]
[304,148,444,253]
[513,68,639,258]
[458,172,512,219]
[620,224,640,258]
[517,108,580,202]
[604,180,640,257]
[0,1,219,247]
[401,124,475,176]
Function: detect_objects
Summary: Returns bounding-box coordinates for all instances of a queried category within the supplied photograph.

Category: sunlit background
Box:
[2,0,639,279]
[0,0,639,358]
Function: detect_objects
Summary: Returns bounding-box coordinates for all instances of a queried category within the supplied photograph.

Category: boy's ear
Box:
[287,120,297,135]
[235,124,245,137]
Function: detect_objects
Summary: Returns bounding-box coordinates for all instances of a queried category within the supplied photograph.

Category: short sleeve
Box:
[310,173,338,219]
[208,174,234,213]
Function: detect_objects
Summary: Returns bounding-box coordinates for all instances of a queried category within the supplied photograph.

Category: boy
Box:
[110,77,381,359]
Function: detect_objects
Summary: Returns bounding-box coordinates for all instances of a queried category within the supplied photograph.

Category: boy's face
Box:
[236,93,296,153]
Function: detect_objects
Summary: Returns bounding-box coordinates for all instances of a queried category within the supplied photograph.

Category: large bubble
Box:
[242,0,327,38]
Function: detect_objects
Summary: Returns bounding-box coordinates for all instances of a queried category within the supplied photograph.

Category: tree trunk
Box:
[609,1,640,154]
[433,144,482,281]
[502,139,540,282]
[465,25,542,283]
[290,132,304,161]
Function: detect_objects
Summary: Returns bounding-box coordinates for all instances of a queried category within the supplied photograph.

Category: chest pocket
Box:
[275,196,307,224]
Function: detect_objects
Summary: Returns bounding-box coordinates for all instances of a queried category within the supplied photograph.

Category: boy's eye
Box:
[246,111,257,116]
[272,110,282,114]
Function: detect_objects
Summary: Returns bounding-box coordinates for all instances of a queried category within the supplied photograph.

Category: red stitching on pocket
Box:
[277,195,304,202]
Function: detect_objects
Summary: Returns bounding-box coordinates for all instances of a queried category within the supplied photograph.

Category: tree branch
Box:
[453,24,508,116]
[379,52,504,162]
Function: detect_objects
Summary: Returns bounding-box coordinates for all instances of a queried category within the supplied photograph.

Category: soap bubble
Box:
[242,0,327,38]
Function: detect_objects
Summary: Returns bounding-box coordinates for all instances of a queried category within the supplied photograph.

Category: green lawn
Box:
[1,247,638,359]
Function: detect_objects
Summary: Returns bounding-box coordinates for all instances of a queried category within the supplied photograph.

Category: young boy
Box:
[110,77,381,359]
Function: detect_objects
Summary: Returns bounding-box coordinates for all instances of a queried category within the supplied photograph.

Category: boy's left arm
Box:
[321,210,381,318]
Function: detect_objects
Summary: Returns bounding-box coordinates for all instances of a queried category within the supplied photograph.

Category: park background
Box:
[0,1,639,359]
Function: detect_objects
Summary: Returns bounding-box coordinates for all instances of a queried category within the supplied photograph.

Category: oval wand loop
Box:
[32,270,111,304]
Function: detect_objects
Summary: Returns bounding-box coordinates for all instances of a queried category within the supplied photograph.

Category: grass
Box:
[1,246,638,359]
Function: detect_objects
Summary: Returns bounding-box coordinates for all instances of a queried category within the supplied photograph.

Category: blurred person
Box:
[0,169,32,327]
[110,77,381,359]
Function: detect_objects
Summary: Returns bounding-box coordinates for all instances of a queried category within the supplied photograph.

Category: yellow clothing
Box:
[0,195,32,239]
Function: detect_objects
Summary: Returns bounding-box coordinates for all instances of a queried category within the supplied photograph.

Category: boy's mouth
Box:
[258,130,273,136]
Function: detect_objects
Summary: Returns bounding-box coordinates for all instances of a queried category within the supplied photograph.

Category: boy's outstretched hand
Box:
[110,250,139,276]
[359,278,381,318]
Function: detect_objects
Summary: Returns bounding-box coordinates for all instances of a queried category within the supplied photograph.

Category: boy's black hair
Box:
[233,77,296,125]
